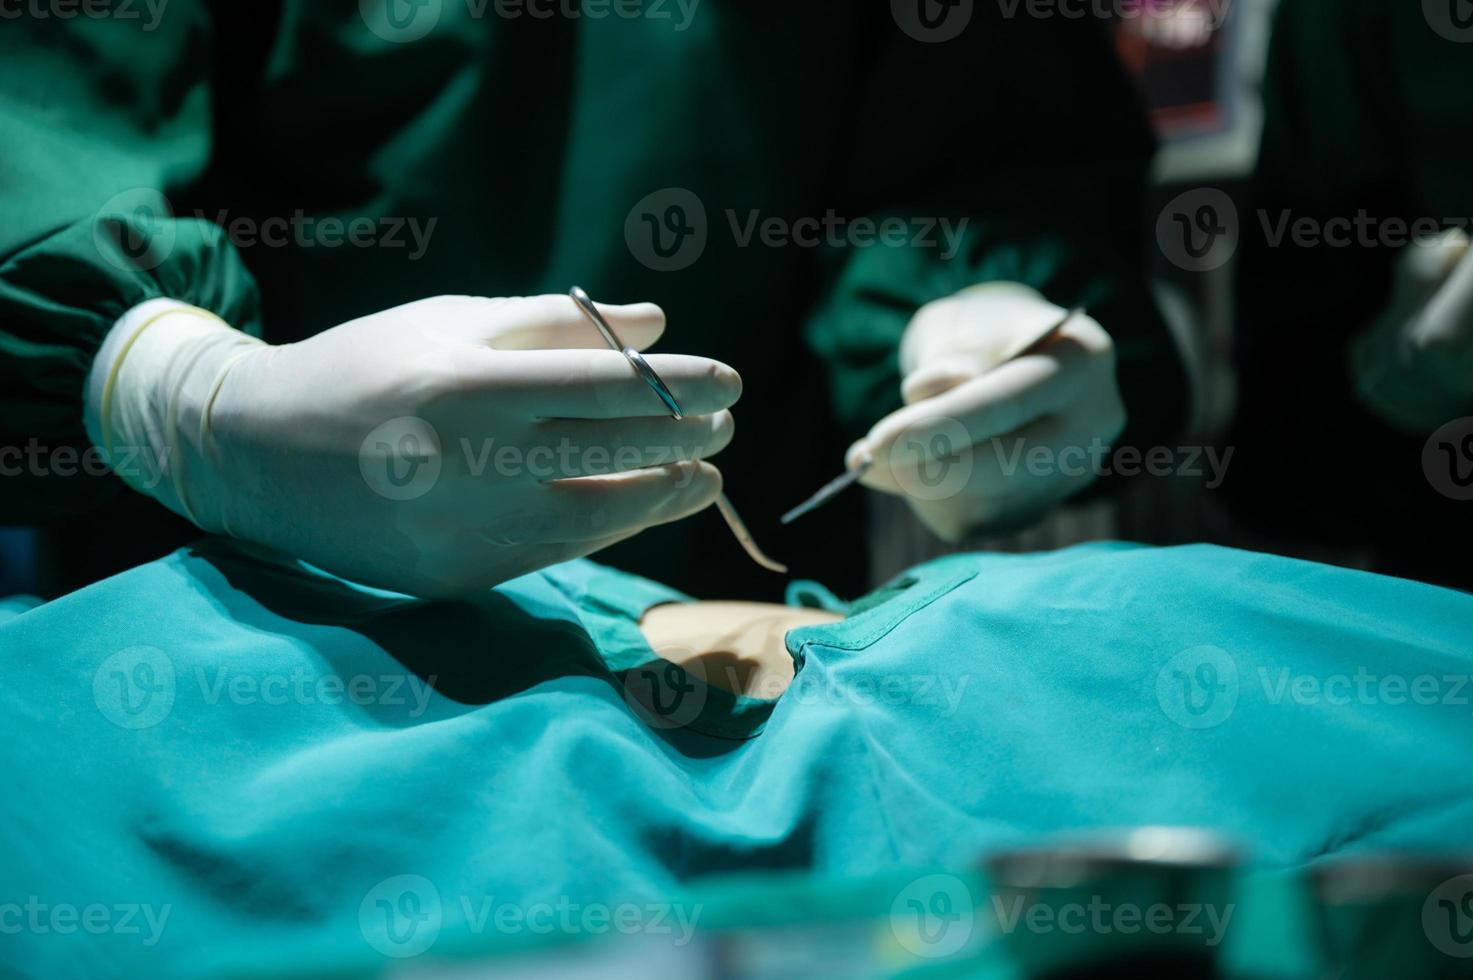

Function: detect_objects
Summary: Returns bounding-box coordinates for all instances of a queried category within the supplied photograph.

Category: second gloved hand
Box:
[848,283,1125,541]
[87,295,740,597]
[1352,230,1473,433]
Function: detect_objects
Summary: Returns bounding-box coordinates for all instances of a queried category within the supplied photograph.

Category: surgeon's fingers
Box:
[852,340,1095,475]
[476,461,723,546]
[901,354,985,406]
[860,412,1104,545]
[440,294,668,352]
[865,411,1082,498]
[1415,237,1473,348]
[472,350,742,420]
[549,461,723,540]
[527,411,735,478]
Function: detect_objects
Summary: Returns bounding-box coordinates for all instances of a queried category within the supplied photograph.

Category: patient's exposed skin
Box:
[639,602,842,699]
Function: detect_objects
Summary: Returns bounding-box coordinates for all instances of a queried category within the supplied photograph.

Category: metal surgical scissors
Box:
[570,287,787,575]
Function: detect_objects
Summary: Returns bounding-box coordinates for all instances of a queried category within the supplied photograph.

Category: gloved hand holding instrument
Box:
[785,284,1113,538]
[1352,230,1473,433]
[86,292,744,597]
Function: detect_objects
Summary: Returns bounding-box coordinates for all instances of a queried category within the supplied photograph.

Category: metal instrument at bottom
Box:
[985,827,1240,979]
[1312,854,1473,980]
[570,286,787,575]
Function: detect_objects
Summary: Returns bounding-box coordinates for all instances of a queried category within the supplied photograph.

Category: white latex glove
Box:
[1352,230,1473,433]
[848,283,1125,541]
[85,295,739,597]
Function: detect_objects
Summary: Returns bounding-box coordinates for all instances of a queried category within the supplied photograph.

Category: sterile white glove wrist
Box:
[84,299,266,531]
[84,294,738,598]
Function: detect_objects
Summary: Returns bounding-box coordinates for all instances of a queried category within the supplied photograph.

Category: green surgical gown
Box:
[1230,0,1473,590]
[0,4,1186,596]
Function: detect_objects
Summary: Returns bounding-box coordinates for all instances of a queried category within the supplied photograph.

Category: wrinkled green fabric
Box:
[2,540,1471,977]
[0,4,1185,596]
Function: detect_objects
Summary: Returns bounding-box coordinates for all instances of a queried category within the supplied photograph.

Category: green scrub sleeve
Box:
[805,17,1187,452]
[0,10,264,521]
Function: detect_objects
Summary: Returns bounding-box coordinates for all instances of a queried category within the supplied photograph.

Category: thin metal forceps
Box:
[570,287,788,574]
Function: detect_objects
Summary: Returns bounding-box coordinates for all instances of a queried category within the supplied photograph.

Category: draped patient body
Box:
[639,602,842,698]
[6,542,1473,978]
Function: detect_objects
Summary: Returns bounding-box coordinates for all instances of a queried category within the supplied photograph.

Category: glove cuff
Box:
[84,298,266,529]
